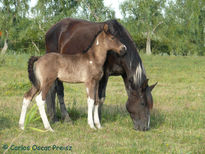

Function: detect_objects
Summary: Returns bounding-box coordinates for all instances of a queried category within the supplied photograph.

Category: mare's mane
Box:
[82,19,124,53]
[106,20,147,87]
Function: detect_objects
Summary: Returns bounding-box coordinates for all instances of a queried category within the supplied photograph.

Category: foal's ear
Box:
[149,82,158,91]
[103,24,109,33]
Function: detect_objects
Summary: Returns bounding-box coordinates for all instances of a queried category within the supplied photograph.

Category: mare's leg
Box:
[19,86,38,130]
[86,80,98,129]
[94,82,102,129]
[36,82,55,132]
[98,74,109,121]
[46,82,58,123]
[122,74,130,95]
[56,80,72,123]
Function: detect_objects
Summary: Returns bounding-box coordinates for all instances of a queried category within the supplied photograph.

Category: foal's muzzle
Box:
[120,45,127,56]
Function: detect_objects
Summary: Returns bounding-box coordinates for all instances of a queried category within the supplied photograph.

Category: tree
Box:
[77,0,115,22]
[164,0,205,55]
[0,0,30,53]
[120,0,165,55]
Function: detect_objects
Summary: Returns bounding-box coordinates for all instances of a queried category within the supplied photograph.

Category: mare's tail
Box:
[28,56,40,88]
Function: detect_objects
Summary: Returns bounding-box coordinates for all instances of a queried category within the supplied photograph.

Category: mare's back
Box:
[45,18,103,54]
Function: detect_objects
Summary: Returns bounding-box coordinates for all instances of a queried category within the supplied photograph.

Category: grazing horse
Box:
[45,18,157,131]
[19,24,127,131]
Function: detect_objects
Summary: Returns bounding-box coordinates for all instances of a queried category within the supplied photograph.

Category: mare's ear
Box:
[141,79,149,91]
[149,82,158,91]
[103,24,109,33]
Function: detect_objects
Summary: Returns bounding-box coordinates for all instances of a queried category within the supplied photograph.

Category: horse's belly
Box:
[58,69,88,83]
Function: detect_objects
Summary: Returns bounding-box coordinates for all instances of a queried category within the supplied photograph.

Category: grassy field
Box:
[0,53,204,153]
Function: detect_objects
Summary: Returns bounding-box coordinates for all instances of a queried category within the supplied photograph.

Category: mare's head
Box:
[97,24,127,56]
[126,78,157,131]
[104,19,158,131]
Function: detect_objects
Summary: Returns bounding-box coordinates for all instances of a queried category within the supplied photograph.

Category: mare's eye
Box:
[111,37,115,40]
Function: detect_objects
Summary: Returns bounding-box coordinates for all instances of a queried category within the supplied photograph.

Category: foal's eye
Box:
[141,102,145,106]
[111,37,115,40]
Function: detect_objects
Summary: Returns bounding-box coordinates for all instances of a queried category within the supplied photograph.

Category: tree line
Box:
[0,0,204,55]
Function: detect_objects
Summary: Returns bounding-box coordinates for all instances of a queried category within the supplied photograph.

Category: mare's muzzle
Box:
[132,113,150,131]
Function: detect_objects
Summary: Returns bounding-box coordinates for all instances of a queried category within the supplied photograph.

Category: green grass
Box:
[0,54,204,153]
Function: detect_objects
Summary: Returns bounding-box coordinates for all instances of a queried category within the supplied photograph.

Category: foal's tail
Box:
[28,56,40,88]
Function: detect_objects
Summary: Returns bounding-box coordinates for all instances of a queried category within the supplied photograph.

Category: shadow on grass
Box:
[0,116,11,131]
[62,103,128,123]
[150,109,165,129]
[55,101,165,129]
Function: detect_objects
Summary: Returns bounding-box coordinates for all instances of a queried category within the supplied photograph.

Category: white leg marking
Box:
[99,97,105,113]
[148,115,150,129]
[86,88,89,95]
[94,104,102,129]
[19,98,31,130]
[89,61,93,64]
[36,93,54,132]
[87,97,96,129]
[100,97,105,103]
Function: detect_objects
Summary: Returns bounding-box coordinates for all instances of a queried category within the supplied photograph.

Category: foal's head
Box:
[126,78,157,131]
[98,24,127,56]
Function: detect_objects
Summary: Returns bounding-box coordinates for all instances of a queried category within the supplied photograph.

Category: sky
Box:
[104,0,126,19]
[30,0,126,19]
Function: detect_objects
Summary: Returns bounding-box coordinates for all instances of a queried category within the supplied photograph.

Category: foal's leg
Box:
[86,81,97,129]
[56,80,72,123]
[36,82,55,132]
[19,86,38,130]
[98,74,109,121]
[94,82,102,129]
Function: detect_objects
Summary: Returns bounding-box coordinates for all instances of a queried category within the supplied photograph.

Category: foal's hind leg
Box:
[19,86,38,130]
[36,82,55,132]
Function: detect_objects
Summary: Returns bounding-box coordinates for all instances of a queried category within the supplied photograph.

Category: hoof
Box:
[89,125,97,130]
[19,124,24,130]
[63,116,73,124]
[47,127,54,132]
[50,116,59,124]
[96,124,102,129]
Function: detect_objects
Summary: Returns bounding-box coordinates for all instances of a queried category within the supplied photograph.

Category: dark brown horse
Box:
[19,24,126,131]
[45,18,157,131]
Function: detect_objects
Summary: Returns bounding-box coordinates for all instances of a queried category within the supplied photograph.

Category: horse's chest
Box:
[87,62,103,79]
